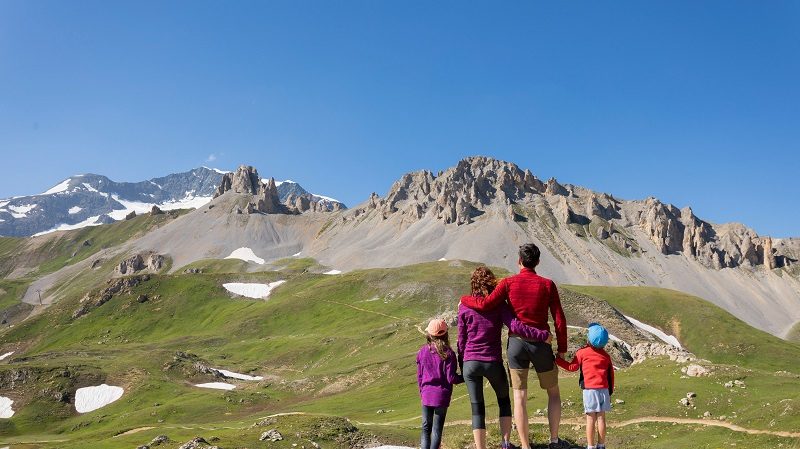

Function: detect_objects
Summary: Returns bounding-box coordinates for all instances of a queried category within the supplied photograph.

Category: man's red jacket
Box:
[460,267,568,353]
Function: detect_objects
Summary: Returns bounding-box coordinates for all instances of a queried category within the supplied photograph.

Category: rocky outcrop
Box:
[353,157,550,225]
[73,274,151,318]
[629,342,697,365]
[115,253,165,276]
[214,165,260,197]
[214,165,345,215]
[346,156,794,271]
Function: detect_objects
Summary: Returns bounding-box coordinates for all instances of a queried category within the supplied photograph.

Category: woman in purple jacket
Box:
[458,267,552,449]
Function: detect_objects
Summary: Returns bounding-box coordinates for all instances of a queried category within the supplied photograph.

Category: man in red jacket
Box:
[461,244,569,449]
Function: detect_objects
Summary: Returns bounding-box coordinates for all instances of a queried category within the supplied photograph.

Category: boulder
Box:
[260,429,283,442]
[115,253,165,276]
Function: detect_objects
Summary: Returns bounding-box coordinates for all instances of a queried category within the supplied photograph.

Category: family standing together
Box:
[416,244,615,449]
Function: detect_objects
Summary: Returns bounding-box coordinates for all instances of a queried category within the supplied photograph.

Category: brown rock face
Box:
[254,178,284,213]
[354,156,548,225]
[214,165,340,214]
[348,156,793,271]
[115,253,165,276]
[214,165,261,197]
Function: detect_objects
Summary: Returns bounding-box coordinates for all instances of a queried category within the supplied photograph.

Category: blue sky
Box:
[0,1,798,236]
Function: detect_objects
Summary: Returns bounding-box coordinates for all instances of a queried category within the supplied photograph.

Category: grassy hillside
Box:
[564,285,800,372]
[0,262,798,448]
[0,211,186,279]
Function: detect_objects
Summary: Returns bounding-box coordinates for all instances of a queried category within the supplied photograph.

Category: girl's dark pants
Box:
[420,405,448,449]
[463,360,513,429]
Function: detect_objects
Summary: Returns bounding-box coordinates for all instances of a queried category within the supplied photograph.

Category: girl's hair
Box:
[426,332,451,360]
[471,266,497,297]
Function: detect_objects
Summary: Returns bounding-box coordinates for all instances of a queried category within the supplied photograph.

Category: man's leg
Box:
[585,412,597,448]
[513,387,530,449]
[547,384,561,442]
[507,337,532,449]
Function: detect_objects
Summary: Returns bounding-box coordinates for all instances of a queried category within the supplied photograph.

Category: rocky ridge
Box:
[214,165,345,214]
[348,156,795,271]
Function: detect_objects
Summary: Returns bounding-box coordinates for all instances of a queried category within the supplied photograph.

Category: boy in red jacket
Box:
[556,323,614,449]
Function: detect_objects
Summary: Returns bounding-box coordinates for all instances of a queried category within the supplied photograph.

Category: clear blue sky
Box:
[1,1,798,237]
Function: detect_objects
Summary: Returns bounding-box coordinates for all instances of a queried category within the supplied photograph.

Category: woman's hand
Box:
[545,334,553,345]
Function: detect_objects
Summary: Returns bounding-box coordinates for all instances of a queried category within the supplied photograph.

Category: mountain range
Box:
[0,167,346,237]
[2,157,798,338]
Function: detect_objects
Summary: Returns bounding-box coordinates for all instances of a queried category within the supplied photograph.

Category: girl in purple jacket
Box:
[417,318,463,449]
[458,267,552,449]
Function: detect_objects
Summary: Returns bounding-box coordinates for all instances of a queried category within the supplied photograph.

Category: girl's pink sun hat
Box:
[425,319,448,337]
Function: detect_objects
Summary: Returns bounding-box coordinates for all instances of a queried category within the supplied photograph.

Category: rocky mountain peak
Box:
[349,156,795,272]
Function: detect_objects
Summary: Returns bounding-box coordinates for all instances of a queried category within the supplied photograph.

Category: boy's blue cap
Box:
[587,322,609,348]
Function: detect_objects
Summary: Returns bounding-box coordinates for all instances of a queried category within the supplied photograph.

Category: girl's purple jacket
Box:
[416,344,462,407]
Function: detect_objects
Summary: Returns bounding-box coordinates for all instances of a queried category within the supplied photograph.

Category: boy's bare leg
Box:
[499,416,512,444]
[597,412,607,446]
[472,429,487,449]
[585,412,597,447]
[513,389,530,449]
[546,385,562,441]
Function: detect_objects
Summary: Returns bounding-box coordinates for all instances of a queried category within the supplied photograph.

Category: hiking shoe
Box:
[548,439,570,449]
[500,442,520,449]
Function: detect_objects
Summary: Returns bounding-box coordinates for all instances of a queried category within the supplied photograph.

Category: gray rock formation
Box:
[214,165,346,214]
[114,253,165,276]
[349,156,793,270]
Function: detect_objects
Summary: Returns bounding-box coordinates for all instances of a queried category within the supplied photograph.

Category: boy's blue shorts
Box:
[583,388,611,414]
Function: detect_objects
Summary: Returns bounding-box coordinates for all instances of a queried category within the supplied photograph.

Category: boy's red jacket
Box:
[556,345,615,394]
[460,268,568,353]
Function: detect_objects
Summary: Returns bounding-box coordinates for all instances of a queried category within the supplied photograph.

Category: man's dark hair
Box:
[519,243,541,269]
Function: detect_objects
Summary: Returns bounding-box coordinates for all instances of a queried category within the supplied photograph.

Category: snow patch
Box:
[225,247,265,264]
[158,195,212,211]
[438,258,448,261]
[33,215,103,237]
[312,193,340,203]
[149,181,162,189]
[68,206,82,214]
[108,196,156,220]
[8,204,37,218]
[292,252,302,257]
[203,166,231,174]
[0,351,13,361]
[74,384,124,413]
[273,179,297,186]
[624,315,683,349]
[223,281,286,299]
[195,382,236,390]
[0,201,8,209]
[0,396,14,418]
[42,179,71,195]
[323,270,342,275]
[214,368,264,381]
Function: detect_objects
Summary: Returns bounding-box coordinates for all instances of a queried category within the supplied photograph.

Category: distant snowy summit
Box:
[0,167,345,237]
